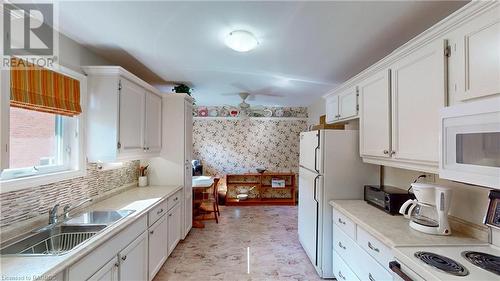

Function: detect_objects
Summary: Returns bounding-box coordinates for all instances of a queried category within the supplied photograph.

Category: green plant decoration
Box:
[172,84,192,96]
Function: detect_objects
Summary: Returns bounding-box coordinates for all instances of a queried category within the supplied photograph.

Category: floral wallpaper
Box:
[193,118,308,176]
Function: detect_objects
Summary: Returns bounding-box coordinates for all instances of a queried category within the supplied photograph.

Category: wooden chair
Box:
[198,177,220,223]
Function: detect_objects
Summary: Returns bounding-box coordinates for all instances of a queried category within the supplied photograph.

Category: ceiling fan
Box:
[223,92,266,117]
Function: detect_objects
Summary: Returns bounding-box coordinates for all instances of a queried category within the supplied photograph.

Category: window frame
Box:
[0,62,87,193]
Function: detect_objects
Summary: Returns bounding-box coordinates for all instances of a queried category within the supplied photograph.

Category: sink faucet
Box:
[48,204,60,225]
[63,198,93,219]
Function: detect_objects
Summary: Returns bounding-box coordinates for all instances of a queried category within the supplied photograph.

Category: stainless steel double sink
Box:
[1,210,134,256]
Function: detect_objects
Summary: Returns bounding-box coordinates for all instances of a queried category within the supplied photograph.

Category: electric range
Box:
[393,244,500,281]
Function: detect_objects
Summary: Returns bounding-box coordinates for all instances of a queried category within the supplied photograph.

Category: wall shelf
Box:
[225,172,296,206]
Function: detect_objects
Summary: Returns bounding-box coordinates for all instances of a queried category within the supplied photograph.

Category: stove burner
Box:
[415,251,469,276]
[462,251,500,276]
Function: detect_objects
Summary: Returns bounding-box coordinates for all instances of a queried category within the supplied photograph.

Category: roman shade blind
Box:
[10,58,82,116]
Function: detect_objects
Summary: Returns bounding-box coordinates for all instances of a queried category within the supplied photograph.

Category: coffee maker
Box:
[399,183,452,235]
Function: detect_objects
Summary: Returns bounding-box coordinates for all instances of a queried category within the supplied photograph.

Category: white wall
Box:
[383,166,491,225]
[307,98,325,126]
[58,33,110,73]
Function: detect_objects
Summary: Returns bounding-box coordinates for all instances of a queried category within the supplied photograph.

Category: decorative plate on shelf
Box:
[274,109,284,117]
[208,108,219,117]
[198,107,208,117]
[219,107,229,117]
[229,108,240,117]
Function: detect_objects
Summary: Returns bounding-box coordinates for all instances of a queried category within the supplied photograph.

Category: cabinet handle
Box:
[369,273,376,281]
[150,230,154,234]
[368,242,380,253]
[121,255,127,261]
[157,208,163,215]
[169,213,173,217]
[114,262,120,267]
[338,218,346,225]
[383,150,389,155]
[174,197,178,201]
[390,150,396,156]
[338,271,346,280]
[389,261,414,281]
[338,241,346,250]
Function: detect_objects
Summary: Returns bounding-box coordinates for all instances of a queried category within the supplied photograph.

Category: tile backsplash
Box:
[0,161,139,229]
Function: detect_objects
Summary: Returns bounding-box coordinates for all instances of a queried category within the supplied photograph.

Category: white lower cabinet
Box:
[66,192,184,281]
[332,208,393,281]
[333,250,360,281]
[88,258,119,281]
[167,203,182,256]
[119,232,148,281]
[148,215,168,280]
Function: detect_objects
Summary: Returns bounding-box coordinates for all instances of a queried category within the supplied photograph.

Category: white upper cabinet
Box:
[339,87,359,120]
[323,2,498,174]
[448,4,500,103]
[359,69,391,159]
[119,79,146,155]
[325,86,358,123]
[390,39,446,165]
[325,95,339,123]
[84,66,162,162]
[145,93,162,153]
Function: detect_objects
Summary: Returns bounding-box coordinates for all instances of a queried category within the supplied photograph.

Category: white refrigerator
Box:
[298,130,379,278]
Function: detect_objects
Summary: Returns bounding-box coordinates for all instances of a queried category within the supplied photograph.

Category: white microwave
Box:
[439,96,500,189]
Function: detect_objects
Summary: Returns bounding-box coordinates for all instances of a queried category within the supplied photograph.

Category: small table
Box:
[192,176,214,228]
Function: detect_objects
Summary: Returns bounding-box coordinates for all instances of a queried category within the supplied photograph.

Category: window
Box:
[1,107,76,180]
[0,59,85,189]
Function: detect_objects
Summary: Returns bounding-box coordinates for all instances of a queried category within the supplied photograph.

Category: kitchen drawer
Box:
[333,249,360,281]
[149,199,167,226]
[333,207,356,240]
[357,226,393,270]
[167,190,182,211]
[333,224,392,281]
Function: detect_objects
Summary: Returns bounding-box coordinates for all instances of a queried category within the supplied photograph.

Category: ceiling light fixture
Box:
[225,30,259,52]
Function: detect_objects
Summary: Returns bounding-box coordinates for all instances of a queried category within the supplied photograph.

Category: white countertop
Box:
[0,185,182,281]
[329,200,487,248]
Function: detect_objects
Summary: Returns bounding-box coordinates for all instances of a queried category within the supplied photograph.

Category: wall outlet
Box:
[423,173,436,183]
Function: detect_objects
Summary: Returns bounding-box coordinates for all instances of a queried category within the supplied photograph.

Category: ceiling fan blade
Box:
[220,92,239,96]
[231,82,251,92]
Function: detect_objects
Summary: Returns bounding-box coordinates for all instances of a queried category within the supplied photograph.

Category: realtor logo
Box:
[3,3,53,56]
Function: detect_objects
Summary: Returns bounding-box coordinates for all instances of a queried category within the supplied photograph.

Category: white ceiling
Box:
[56,1,466,106]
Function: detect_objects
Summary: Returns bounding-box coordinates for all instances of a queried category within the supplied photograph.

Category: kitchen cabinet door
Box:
[339,87,358,120]
[119,232,148,281]
[325,95,339,123]
[167,203,182,256]
[358,69,391,158]
[145,93,162,153]
[88,258,119,281]
[184,164,193,238]
[451,6,500,101]
[183,100,193,237]
[390,39,445,164]
[119,79,145,154]
[148,215,168,281]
